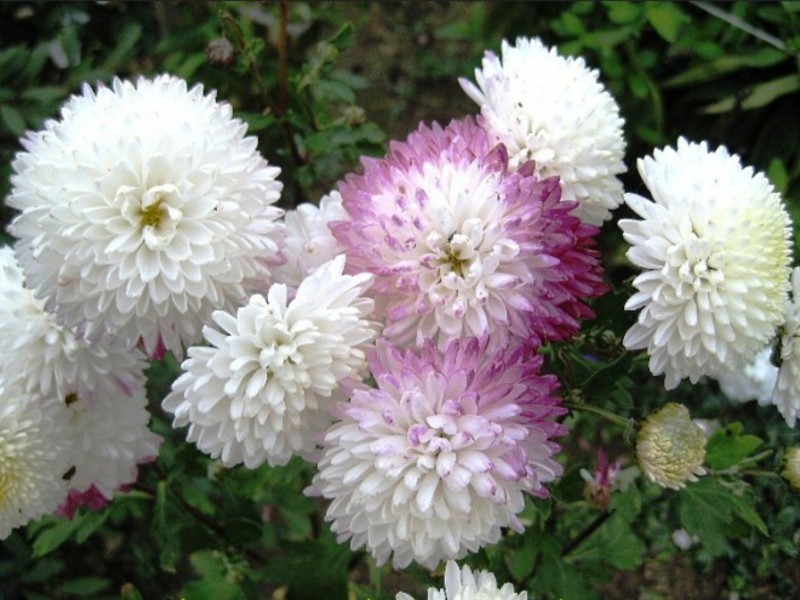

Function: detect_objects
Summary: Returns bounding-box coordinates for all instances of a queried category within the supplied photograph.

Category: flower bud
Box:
[636,403,707,490]
[782,447,800,492]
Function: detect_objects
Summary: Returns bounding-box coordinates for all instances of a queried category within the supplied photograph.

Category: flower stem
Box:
[563,400,634,429]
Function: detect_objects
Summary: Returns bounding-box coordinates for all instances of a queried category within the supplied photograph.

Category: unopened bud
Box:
[206,37,235,67]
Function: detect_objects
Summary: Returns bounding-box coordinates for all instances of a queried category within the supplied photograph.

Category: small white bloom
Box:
[774,268,800,427]
[460,37,626,225]
[620,138,792,389]
[0,385,73,539]
[636,403,707,490]
[396,560,527,600]
[716,345,778,406]
[0,246,148,403]
[271,191,346,288]
[163,255,377,468]
[67,391,161,500]
[7,74,285,359]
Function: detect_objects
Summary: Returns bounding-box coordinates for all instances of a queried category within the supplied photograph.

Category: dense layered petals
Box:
[7,74,285,358]
[163,256,378,467]
[396,560,527,600]
[460,37,626,225]
[716,345,778,406]
[0,385,73,539]
[620,138,792,389]
[774,268,800,427]
[310,338,565,569]
[332,117,606,350]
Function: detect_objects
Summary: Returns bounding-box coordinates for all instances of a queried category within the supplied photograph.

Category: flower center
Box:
[140,198,165,228]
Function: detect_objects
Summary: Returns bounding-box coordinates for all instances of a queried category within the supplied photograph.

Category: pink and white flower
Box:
[310,338,565,569]
[331,117,606,350]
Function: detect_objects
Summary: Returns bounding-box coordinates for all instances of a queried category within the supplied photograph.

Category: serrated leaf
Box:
[506,533,539,580]
[569,513,645,570]
[538,553,597,600]
[704,422,763,471]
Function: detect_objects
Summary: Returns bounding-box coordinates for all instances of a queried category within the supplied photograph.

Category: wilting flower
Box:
[164,256,377,468]
[0,246,148,403]
[271,191,347,289]
[396,559,527,600]
[310,338,565,569]
[620,138,792,390]
[460,37,626,225]
[782,447,800,492]
[331,117,606,350]
[636,403,707,490]
[580,449,622,508]
[774,268,800,427]
[0,386,73,539]
[716,345,778,406]
[7,74,285,359]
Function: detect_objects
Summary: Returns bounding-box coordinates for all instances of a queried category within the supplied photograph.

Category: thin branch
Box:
[691,1,796,56]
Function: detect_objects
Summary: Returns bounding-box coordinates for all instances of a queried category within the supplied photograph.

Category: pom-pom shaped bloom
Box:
[782,447,800,492]
[311,338,565,569]
[0,246,148,403]
[396,559,527,600]
[164,255,377,468]
[636,403,707,490]
[7,74,285,359]
[0,386,73,539]
[459,37,626,225]
[774,268,800,427]
[66,392,161,502]
[716,345,777,406]
[620,138,792,389]
[271,191,347,289]
[332,117,606,350]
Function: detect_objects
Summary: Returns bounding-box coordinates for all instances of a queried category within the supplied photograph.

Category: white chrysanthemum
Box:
[0,386,73,539]
[636,403,707,490]
[271,191,346,288]
[396,560,527,600]
[773,268,800,427]
[0,246,148,402]
[620,138,792,390]
[7,74,285,359]
[163,255,377,468]
[716,345,778,406]
[67,391,161,500]
[459,37,626,225]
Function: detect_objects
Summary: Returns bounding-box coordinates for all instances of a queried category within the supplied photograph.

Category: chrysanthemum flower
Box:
[331,117,606,350]
[7,74,285,359]
[271,191,347,289]
[396,560,527,600]
[620,138,792,389]
[459,37,626,225]
[163,255,378,468]
[0,385,73,539]
[636,403,706,490]
[782,447,800,492]
[773,268,800,427]
[0,246,148,403]
[716,345,777,406]
[310,338,565,569]
[66,392,161,503]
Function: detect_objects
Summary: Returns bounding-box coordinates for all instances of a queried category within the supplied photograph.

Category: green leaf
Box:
[538,552,597,600]
[645,1,690,43]
[569,514,645,570]
[506,533,540,580]
[705,422,763,471]
[57,576,111,596]
[102,22,143,71]
[605,1,643,25]
[702,74,800,114]
[768,158,789,193]
[0,104,26,136]
[662,48,786,88]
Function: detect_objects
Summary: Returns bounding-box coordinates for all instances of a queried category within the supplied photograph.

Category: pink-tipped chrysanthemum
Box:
[163,255,378,468]
[310,338,566,569]
[331,117,606,350]
[459,37,626,226]
[620,138,792,389]
[7,74,285,359]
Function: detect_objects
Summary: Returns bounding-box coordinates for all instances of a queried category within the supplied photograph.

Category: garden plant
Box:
[1,2,800,599]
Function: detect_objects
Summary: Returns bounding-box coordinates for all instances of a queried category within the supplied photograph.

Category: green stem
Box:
[563,400,634,429]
